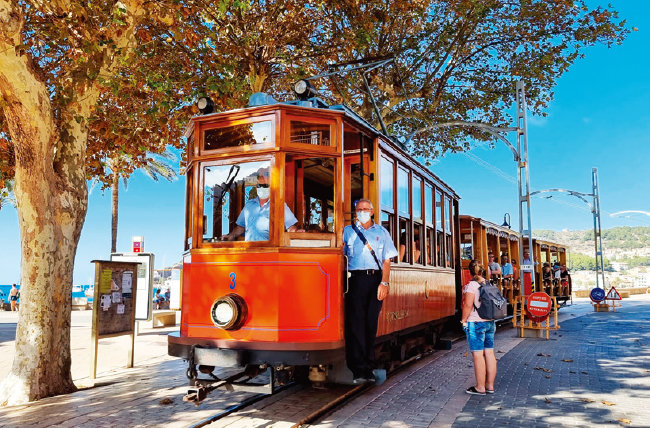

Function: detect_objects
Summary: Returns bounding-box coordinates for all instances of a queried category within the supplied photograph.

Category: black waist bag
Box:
[474,281,508,320]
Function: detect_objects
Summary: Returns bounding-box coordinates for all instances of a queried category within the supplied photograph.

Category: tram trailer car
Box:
[168,91,462,385]
[459,215,571,309]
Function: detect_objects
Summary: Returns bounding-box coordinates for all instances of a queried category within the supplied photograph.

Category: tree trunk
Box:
[111,171,119,253]
[0,85,88,406]
[0,0,143,405]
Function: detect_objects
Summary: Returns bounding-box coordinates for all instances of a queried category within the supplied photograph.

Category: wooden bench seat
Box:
[152,310,177,328]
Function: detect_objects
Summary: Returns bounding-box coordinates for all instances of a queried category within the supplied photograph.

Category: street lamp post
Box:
[407,80,535,293]
[529,167,605,289]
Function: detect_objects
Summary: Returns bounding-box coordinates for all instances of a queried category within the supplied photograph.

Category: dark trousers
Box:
[345,271,383,379]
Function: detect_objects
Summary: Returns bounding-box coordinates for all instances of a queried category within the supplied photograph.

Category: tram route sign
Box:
[605,287,622,301]
[526,292,552,322]
[590,287,606,303]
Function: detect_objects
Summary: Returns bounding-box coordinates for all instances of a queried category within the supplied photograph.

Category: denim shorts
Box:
[464,321,495,352]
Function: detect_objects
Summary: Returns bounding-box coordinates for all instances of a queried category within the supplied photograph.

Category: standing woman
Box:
[461,260,497,395]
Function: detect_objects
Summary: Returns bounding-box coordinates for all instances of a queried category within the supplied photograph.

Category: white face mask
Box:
[257,186,270,200]
[356,211,371,224]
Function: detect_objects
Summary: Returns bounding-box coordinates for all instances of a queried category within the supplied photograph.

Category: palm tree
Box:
[109,151,177,253]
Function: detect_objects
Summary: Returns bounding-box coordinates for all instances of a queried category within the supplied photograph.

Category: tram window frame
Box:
[201,116,275,154]
[284,154,337,247]
[199,156,279,246]
[397,166,410,264]
[446,196,454,268]
[285,115,337,150]
[425,183,434,266]
[435,190,445,267]
[380,156,396,249]
[185,165,194,251]
[412,176,423,265]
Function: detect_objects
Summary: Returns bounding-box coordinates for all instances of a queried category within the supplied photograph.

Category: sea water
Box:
[0,284,94,302]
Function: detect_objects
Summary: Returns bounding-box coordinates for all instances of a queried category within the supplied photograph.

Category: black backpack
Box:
[474,281,508,320]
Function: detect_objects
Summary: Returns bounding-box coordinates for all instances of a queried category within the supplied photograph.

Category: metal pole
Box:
[593,168,606,288]
[516,81,535,291]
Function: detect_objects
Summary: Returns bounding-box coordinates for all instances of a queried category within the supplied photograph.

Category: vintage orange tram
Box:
[168,92,461,385]
[459,215,571,307]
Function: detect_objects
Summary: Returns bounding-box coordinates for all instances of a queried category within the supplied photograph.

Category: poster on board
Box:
[111,252,154,321]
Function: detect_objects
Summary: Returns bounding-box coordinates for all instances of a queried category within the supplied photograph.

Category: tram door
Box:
[344,155,370,225]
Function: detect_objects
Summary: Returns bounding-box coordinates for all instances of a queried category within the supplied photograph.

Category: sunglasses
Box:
[257,183,270,188]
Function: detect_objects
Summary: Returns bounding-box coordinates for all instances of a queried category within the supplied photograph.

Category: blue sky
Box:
[1,2,649,284]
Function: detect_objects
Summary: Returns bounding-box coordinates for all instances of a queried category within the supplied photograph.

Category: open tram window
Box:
[202,159,282,243]
[203,120,272,151]
[285,156,336,246]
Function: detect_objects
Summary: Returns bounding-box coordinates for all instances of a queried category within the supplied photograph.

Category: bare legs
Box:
[471,349,497,392]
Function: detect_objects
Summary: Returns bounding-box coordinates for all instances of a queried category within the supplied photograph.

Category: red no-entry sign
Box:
[527,292,552,322]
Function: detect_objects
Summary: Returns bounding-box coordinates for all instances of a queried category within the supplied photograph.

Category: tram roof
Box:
[186,94,459,199]
[459,215,569,249]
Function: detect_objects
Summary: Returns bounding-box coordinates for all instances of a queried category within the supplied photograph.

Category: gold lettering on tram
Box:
[386,310,409,321]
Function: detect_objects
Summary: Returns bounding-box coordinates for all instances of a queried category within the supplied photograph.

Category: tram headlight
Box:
[197,96,214,115]
[210,294,247,330]
[293,79,315,100]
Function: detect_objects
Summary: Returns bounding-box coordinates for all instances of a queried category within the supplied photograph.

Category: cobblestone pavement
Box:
[0,297,648,427]
[316,296,650,428]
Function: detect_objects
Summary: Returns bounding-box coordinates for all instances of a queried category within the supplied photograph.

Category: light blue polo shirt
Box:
[343,222,398,270]
[235,198,298,241]
[502,262,513,276]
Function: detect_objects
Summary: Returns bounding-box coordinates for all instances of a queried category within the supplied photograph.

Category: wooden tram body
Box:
[459,215,571,305]
[168,96,461,382]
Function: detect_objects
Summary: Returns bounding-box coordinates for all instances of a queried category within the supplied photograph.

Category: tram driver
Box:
[223,168,303,241]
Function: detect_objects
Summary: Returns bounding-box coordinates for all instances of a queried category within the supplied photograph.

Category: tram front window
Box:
[202,160,298,243]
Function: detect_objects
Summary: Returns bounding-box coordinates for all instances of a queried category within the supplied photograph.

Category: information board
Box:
[111,252,154,321]
[92,261,139,336]
[90,260,139,379]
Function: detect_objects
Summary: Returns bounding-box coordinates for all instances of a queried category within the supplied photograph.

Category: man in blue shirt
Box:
[501,254,514,280]
[343,198,398,384]
[224,170,300,241]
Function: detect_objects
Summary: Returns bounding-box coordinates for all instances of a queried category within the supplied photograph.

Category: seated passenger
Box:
[542,262,552,293]
[487,252,501,284]
[224,168,302,241]
[560,265,571,295]
[399,232,421,263]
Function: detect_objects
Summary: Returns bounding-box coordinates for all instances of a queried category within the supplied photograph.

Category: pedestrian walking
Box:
[461,260,497,395]
[343,198,398,384]
[9,284,19,312]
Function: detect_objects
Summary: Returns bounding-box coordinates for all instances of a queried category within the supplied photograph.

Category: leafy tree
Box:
[317,0,629,158]
[0,0,203,405]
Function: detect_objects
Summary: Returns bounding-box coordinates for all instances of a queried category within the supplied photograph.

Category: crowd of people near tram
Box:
[484,251,571,299]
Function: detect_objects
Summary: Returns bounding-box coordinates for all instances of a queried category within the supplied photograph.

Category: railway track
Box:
[185,322,519,427]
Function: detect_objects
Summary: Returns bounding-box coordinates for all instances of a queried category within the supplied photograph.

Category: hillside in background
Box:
[534,226,650,259]
[533,226,650,289]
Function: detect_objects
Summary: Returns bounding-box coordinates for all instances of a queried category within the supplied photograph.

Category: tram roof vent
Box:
[249,92,279,107]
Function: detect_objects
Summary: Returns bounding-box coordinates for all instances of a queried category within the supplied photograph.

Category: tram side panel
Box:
[378,268,456,336]
[179,251,344,345]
